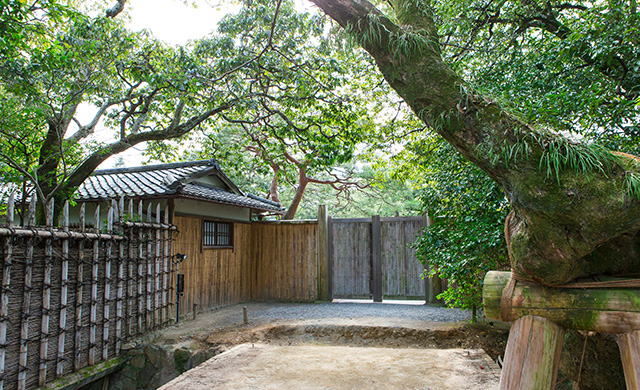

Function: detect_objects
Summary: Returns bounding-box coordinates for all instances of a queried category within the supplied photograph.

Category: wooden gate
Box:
[330,216,429,301]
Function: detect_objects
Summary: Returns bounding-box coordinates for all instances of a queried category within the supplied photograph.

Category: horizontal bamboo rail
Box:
[0,227,125,240]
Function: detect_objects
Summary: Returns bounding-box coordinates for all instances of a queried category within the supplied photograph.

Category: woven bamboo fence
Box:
[0,194,175,390]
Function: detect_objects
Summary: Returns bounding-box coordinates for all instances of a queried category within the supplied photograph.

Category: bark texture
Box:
[309,0,640,284]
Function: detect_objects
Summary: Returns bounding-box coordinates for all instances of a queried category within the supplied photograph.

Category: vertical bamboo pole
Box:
[0,194,15,390]
[56,202,70,377]
[74,204,85,371]
[89,205,100,366]
[155,204,161,328]
[137,201,144,334]
[617,330,640,390]
[102,204,114,361]
[146,204,153,329]
[39,199,54,386]
[116,197,125,353]
[499,315,564,390]
[163,206,170,326]
[18,197,36,390]
[127,200,135,336]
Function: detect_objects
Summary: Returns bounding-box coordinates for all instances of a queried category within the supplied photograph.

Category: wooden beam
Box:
[484,271,640,334]
[317,205,331,301]
[371,215,382,303]
[618,330,640,390]
[500,315,564,390]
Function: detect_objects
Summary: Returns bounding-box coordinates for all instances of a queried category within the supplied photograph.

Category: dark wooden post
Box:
[371,215,383,302]
[327,216,333,302]
[56,201,70,377]
[317,205,331,301]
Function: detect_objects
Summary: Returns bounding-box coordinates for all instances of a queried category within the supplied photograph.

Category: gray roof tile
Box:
[74,159,283,213]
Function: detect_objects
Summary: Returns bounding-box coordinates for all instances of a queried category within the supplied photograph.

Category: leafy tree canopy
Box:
[145,0,414,219]
[432,0,640,151]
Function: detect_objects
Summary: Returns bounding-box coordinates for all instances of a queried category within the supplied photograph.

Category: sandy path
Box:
[159,343,500,390]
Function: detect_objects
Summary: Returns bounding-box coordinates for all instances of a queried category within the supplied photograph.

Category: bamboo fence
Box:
[0,194,175,390]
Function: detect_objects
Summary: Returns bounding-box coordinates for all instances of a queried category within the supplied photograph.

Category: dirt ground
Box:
[153,302,509,389]
[159,343,500,390]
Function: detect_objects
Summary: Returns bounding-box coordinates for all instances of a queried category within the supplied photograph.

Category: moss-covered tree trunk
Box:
[309,0,640,285]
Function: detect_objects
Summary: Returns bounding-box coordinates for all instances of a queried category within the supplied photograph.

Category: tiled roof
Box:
[74,159,284,213]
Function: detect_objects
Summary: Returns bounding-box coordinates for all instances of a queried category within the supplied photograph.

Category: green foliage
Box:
[433,0,640,153]
[286,164,422,219]
[396,134,509,319]
[498,129,616,183]
[145,0,409,218]
[0,0,264,212]
[625,172,640,200]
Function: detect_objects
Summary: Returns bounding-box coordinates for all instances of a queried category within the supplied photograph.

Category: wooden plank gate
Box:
[330,215,436,302]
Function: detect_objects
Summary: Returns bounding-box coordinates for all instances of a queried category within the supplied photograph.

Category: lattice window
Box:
[203,220,233,248]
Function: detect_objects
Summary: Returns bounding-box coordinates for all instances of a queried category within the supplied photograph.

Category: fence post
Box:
[74,203,86,371]
[103,202,114,361]
[116,197,125,353]
[39,199,54,386]
[0,194,14,390]
[89,205,100,366]
[327,216,333,303]
[19,197,37,389]
[371,215,382,303]
[317,205,331,301]
[56,201,70,377]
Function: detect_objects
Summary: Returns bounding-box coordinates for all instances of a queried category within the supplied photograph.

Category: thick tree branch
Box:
[65,99,124,143]
[309,0,640,285]
[105,0,127,18]
[53,101,233,212]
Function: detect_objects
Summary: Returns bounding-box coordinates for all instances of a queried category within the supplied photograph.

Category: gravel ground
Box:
[242,300,471,323]
[158,300,474,345]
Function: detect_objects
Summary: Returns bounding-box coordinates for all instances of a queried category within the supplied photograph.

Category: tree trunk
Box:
[283,169,309,220]
[309,0,640,285]
[267,164,281,204]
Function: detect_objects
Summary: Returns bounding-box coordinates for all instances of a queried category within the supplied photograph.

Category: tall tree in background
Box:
[146,1,408,219]
[0,1,242,220]
[310,0,640,286]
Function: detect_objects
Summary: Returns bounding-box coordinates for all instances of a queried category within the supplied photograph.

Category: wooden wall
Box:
[250,221,318,302]
[172,216,319,314]
[172,215,252,315]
